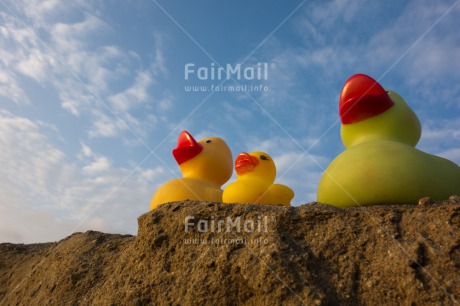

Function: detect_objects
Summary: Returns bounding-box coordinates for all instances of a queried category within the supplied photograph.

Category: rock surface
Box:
[1,198,460,305]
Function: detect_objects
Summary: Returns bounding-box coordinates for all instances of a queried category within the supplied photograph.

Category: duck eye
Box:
[205,140,212,144]
[260,155,269,160]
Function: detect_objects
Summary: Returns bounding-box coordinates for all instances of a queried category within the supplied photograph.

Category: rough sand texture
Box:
[1,197,460,305]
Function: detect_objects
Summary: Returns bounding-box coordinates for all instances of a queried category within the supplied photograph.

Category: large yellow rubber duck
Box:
[318,73,460,207]
[150,130,233,210]
[223,151,294,206]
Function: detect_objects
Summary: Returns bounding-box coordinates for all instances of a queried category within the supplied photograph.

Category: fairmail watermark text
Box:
[184,63,272,81]
[184,215,269,233]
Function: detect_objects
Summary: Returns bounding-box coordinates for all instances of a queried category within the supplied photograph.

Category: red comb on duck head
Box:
[172,131,203,165]
[339,74,394,124]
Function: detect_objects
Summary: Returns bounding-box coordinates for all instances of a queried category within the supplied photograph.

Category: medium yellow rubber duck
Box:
[317,73,460,207]
[150,130,233,210]
[223,152,294,206]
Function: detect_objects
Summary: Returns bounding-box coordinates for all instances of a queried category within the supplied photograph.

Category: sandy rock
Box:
[1,199,460,305]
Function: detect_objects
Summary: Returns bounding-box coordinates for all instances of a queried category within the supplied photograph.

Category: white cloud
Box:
[308,0,363,29]
[252,0,460,110]
[80,142,93,158]
[0,71,30,104]
[0,0,169,143]
[0,207,78,243]
[109,70,154,112]
[15,0,62,25]
[15,48,48,81]
[422,126,460,142]
[152,33,168,76]
[418,118,460,165]
[51,14,106,49]
[438,148,460,165]
[88,111,124,138]
[157,94,174,111]
[0,112,168,243]
[0,111,69,199]
[367,1,460,82]
[83,156,111,174]
[60,96,81,116]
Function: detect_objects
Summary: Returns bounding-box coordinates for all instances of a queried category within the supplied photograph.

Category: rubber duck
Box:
[317,73,460,207]
[150,130,233,210]
[223,152,294,206]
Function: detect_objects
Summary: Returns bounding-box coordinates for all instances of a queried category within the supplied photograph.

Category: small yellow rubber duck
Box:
[317,73,460,207]
[150,130,233,210]
[223,151,294,206]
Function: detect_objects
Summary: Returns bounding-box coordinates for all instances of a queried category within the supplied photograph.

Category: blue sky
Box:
[1,0,459,243]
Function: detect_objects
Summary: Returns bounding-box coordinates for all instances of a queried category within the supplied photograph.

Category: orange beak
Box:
[235,152,259,175]
[339,74,394,124]
[172,131,203,165]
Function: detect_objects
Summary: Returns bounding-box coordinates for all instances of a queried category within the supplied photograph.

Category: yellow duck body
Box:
[150,178,224,206]
[318,140,460,207]
[150,131,233,210]
[317,74,460,207]
[223,152,294,206]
